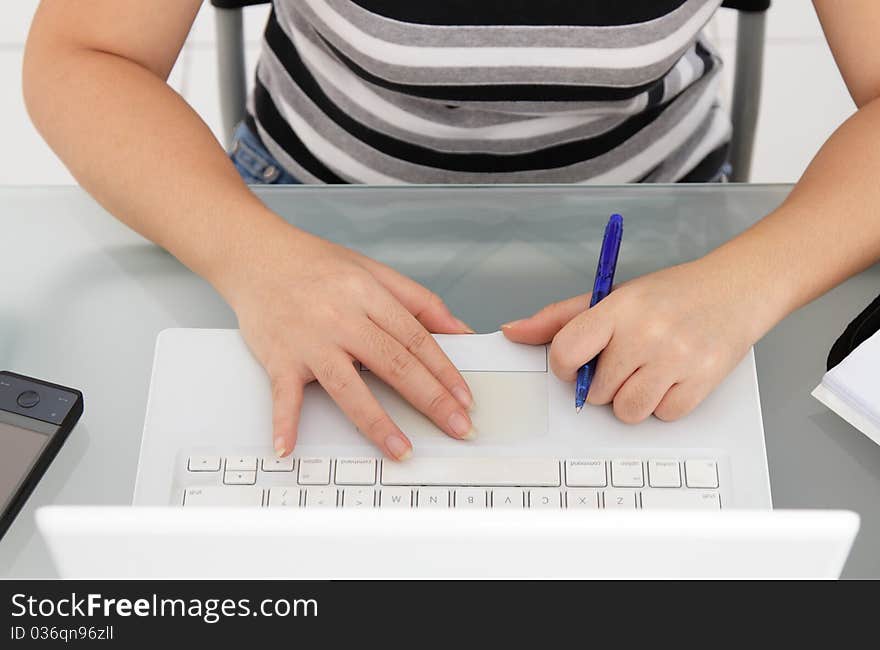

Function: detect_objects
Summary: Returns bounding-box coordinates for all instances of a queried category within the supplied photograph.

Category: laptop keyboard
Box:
[178,452,722,510]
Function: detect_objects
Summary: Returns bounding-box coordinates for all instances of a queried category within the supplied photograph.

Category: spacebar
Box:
[381,457,560,487]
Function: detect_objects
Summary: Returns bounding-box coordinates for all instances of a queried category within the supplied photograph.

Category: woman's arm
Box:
[504,1,880,423]
[24,0,475,458]
[709,0,880,327]
[23,0,260,280]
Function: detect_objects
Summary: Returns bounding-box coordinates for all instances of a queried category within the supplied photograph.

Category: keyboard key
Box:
[187,455,221,472]
[566,489,600,509]
[380,488,412,508]
[226,456,257,472]
[224,470,256,485]
[611,460,644,487]
[417,488,449,508]
[381,457,559,486]
[267,487,300,507]
[529,489,561,509]
[342,488,375,508]
[648,460,681,488]
[262,456,295,472]
[492,489,524,509]
[685,460,719,489]
[298,457,331,485]
[603,489,637,509]
[183,486,263,507]
[641,490,721,510]
[565,459,606,487]
[304,487,337,508]
[335,458,377,485]
[454,488,486,509]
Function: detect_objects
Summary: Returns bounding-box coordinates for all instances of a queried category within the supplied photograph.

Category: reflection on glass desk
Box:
[1,184,879,578]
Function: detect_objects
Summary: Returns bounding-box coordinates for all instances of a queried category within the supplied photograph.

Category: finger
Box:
[584,337,641,405]
[359,258,472,334]
[654,380,712,422]
[611,365,677,425]
[502,294,591,345]
[547,305,615,382]
[348,322,475,440]
[270,373,304,458]
[312,351,413,460]
[368,291,473,410]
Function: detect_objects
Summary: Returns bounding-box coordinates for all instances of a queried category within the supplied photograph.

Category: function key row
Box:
[186,456,718,490]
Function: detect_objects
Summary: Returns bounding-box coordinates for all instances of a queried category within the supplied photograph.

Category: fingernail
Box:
[448,411,476,440]
[455,318,475,334]
[273,438,287,458]
[452,385,473,411]
[385,435,412,461]
[501,319,524,329]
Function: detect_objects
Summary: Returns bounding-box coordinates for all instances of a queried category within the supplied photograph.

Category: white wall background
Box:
[0,1,856,185]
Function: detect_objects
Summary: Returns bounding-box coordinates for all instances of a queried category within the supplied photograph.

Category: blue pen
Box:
[576,213,623,412]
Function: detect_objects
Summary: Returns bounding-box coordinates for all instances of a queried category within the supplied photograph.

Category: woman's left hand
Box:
[501,258,768,423]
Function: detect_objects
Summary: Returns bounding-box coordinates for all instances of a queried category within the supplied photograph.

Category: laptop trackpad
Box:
[364,371,548,445]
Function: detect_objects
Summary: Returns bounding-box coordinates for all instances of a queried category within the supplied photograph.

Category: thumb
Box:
[501,294,590,344]
[549,306,615,381]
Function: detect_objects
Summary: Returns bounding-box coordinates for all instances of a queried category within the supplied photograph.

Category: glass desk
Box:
[1,184,878,578]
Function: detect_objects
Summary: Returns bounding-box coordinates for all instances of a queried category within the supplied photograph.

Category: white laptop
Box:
[133,328,772,510]
[36,328,860,578]
[37,507,858,579]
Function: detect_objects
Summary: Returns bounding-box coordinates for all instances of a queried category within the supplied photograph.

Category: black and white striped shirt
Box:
[247,0,730,184]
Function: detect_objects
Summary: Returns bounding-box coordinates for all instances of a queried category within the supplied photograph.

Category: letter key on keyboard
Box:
[604,489,637,509]
[529,489,561,509]
[380,488,412,508]
[417,488,449,508]
[454,488,486,509]
[566,489,600,509]
[492,489,524,509]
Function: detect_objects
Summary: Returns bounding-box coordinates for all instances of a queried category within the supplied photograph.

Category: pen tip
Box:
[575,406,583,414]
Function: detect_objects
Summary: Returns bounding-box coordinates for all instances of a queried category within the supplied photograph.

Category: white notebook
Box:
[812,329,880,446]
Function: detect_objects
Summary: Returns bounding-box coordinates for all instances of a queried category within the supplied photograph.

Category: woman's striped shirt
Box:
[247,0,730,184]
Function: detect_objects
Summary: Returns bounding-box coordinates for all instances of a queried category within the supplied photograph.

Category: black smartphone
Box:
[0,371,83,541]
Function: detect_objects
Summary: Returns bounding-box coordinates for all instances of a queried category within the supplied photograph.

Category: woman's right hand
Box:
[216,221,476,461]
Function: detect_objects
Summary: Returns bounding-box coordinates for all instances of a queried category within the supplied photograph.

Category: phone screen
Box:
[0,413,58,515]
